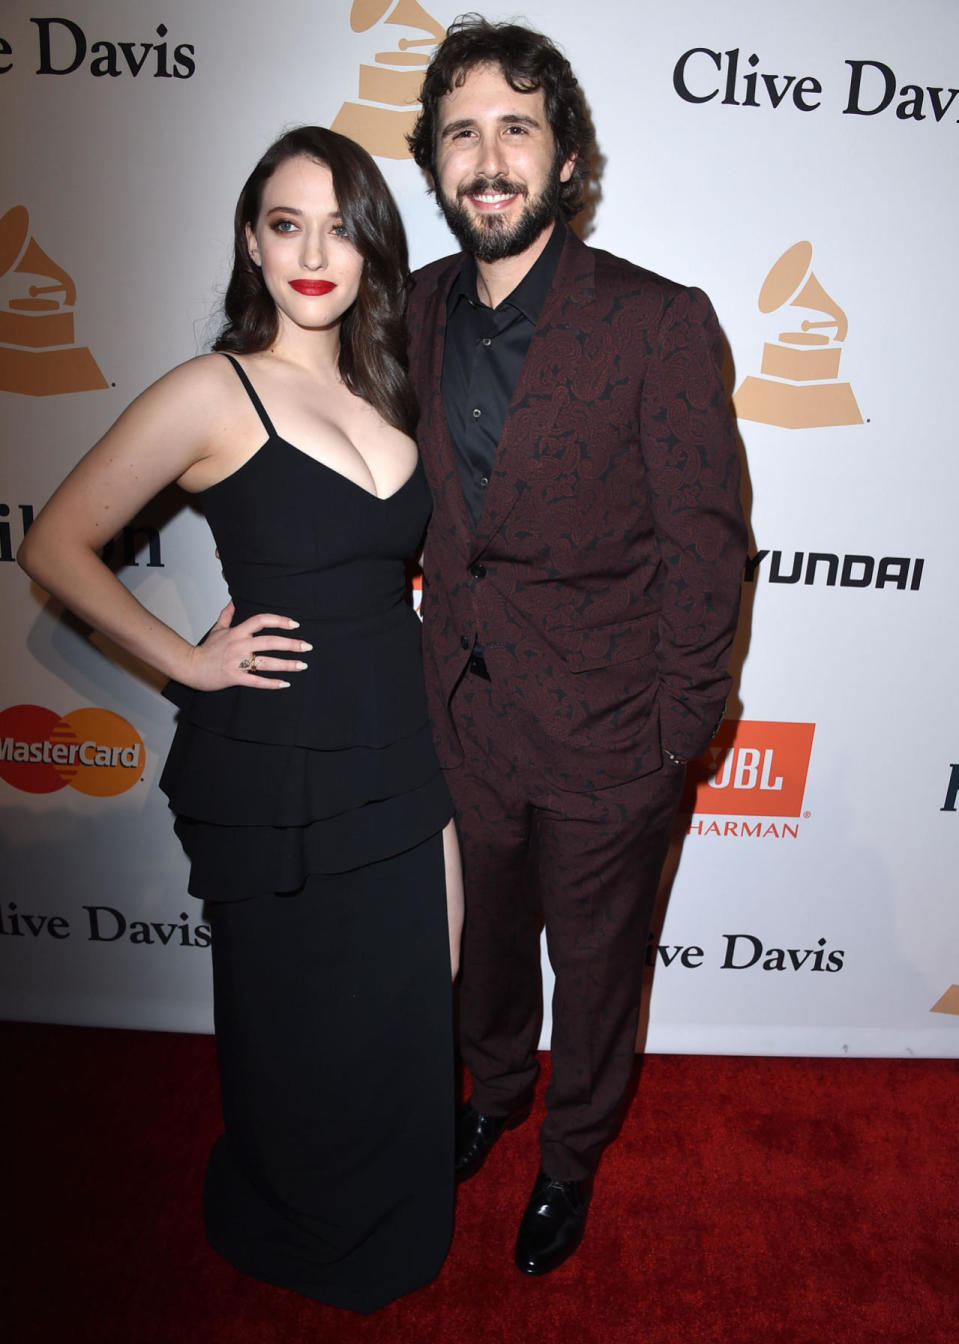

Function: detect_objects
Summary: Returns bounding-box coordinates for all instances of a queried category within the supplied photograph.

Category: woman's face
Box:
[245,155,364,338]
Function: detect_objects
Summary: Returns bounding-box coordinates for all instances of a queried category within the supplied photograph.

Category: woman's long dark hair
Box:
[214,126,416,437]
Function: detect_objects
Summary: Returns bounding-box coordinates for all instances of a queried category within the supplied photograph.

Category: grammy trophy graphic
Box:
[931,985,959,1017]
[332,0,445,159]
[0,205,107,397]
[734,241,862,430]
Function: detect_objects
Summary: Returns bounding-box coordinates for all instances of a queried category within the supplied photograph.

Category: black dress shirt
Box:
[442,219,566,529]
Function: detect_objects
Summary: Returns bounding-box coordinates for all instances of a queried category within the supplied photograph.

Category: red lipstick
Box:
[289,279,336,295]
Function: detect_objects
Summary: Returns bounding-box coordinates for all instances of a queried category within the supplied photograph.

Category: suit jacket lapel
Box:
[469,230,597,559]
[414,260,473,551]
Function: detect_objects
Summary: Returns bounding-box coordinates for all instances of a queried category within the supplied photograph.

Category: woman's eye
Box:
[270,219,297,233]
[331,223,350,238]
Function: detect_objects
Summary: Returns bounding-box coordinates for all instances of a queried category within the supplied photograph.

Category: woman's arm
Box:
[17,356,310,690]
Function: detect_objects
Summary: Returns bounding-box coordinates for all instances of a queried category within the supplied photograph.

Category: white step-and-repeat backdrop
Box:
[2,1,956,1055]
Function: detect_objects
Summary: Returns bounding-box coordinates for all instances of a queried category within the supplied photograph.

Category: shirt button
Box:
[472,407,482,419]
[481,337,492,346]
[460,634,470,650]
[479,475,489,488]
[470,562,486,580]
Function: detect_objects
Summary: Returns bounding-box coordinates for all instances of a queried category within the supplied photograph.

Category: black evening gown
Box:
[159,355,454,1313]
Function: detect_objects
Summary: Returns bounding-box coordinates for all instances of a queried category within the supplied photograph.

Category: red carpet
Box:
[3,1022,957,1343]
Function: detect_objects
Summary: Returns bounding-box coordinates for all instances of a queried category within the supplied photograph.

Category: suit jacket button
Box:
[460,634,471,650]
[469,563,486,580]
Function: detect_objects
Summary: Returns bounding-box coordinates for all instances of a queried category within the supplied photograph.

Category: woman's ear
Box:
[244,222,260,267]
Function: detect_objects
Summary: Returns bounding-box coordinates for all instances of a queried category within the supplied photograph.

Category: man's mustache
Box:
[458,176,527,201]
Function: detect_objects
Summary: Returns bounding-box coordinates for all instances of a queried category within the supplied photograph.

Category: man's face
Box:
[433,62,576,263]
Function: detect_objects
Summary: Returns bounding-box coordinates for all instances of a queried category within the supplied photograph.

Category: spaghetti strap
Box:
[222,354,277,439]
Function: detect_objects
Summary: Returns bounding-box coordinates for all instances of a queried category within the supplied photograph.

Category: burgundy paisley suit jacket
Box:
[408,228,746,793]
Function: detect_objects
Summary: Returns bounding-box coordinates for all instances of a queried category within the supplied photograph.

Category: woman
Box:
[18,126,462,1313]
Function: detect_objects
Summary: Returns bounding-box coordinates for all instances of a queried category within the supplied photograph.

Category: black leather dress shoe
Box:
[514,1170,591,1275]
[455,1102,527,1182]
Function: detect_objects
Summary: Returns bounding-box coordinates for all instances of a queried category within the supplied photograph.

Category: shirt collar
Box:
[448,218,567,324]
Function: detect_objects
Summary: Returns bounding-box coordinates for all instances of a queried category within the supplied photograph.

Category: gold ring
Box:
[239,654,258,671]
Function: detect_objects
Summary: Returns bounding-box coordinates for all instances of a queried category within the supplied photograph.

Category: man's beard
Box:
[436,159,563,263]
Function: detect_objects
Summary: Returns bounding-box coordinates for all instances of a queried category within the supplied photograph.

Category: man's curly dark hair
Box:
[407,13,595,222]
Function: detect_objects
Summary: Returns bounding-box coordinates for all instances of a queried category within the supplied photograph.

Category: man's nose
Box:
[476,133,509,180]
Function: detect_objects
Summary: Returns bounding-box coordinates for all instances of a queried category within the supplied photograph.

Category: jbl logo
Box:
[682,722,815,817]
[708,747,784,793]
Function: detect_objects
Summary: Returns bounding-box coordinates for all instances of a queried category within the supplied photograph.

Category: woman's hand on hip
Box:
[184,602,312,690]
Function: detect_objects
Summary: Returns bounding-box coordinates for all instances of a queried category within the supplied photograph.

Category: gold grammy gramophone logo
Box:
[331,0,445,159]
[0,205,107,397]
[931,985,959,1018]
[734,241,862,430]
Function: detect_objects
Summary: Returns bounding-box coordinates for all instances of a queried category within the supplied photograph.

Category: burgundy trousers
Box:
[446,673,685,1183]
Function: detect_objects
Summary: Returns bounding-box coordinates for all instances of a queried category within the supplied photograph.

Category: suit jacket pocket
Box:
[551,617,657,674]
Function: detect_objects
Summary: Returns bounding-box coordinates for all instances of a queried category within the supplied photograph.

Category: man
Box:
[406,17,746,1276]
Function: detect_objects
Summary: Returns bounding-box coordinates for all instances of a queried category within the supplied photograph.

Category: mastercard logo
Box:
[0,704,145,797]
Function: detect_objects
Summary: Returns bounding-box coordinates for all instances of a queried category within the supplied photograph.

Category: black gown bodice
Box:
[159,355,451,900]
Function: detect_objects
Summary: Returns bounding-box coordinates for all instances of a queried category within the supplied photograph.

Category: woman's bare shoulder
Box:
[108,352,250,448]
[140,350,239,404]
